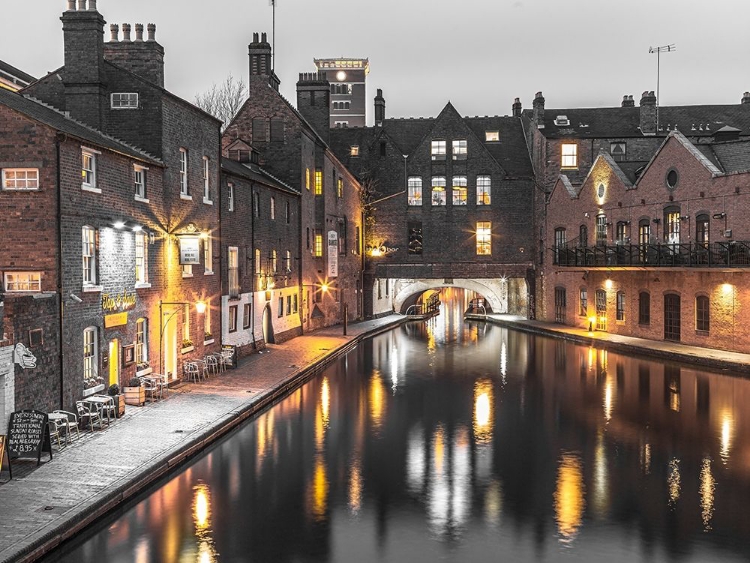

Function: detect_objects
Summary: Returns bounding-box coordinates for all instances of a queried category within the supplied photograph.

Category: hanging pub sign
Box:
[102,291,137,312]
[327,230,338,278]
[179,236,201,265]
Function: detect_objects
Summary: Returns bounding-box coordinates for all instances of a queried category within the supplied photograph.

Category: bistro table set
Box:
[183,351,232,383]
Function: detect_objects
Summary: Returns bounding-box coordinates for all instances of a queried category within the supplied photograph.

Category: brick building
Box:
[220,147,302,354]
[313,57,369,128]
[544,130,750,353]
[328,92,536,318]
[0,0,223,416]
[223,33,364,331]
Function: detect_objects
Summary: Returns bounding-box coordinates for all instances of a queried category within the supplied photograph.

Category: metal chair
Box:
[204,355,219,376]
[76,401,103,431]
[219,351,233,371]
[52,410,80,445]
[184,362,201,383]
[47,419,64,450]
[140,377,160,402]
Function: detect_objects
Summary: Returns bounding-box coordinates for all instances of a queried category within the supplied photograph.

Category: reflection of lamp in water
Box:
[193,483,211,530]
[473,379,494,445]
[667,458,681,506]
[554,453,585,543]
[700,457,715,531]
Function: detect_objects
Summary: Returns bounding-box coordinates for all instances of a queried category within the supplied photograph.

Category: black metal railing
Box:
[554,241,750,268]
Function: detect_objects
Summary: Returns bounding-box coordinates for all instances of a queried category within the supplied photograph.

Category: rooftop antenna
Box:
[648,44,676,132]
[269,0,276,70]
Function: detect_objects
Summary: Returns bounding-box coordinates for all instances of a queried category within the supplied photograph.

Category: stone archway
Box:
[392,278,525,316]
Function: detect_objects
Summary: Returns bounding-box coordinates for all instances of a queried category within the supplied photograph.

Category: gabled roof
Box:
[0,59,35,90]
[557,174,578,198]
[580,152,634,190]
[221,158,299,196]
[0,88,161,165]
[524,103,750,139]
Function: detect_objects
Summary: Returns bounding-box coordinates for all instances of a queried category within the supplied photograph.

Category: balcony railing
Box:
[554,241,750,268]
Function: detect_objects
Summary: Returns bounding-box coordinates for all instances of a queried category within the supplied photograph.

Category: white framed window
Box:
[136,318,148,363]
[350,145,359,156]
[82,226,97,285]
[203,233,213,274]
[243,303,251,329]
[134,164,147,200]
[431,176,446,206]
[431,140,446,160]
[270,197,276,220]
[452,139,467,160]
[111,92,139,109]
[227,183,235,211]
[83,326,98,381]
[452,176,467,205]
[477,221,492,255]
[202,156,211,203]
[485,131,499,142]
[408,177,422,206]
[182,303,190,343]
[477,175,491,205]
[82,149,97,190]
[135,231,148,284]
[229,305,238,333]
[228,246,239,298]
[179,148,189,196]
[182,264,193,277]
[4,271,41,292]
[2,168,39,190]
[561,143,578,169]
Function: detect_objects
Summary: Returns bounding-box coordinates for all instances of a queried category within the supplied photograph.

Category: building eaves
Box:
[221,158,299,196]
[559,174,579,198]
[580,152,633,191]
[0,59,35,89]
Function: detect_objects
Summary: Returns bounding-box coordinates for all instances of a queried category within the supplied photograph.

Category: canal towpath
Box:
[2,312,750,562]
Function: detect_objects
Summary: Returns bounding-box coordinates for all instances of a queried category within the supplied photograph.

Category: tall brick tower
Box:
[313,57,369,128]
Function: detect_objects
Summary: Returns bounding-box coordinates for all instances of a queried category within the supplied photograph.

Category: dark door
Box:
[554,287,566,323]
[664,294,681,341]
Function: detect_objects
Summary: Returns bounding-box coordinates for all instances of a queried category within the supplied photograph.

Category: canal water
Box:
[49,289,750,562]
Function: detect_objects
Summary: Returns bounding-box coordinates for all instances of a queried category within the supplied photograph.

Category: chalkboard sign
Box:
[0,435,11,480]
[7,410,52,466]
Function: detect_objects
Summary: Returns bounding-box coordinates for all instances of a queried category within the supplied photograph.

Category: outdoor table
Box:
[85,395,115,425]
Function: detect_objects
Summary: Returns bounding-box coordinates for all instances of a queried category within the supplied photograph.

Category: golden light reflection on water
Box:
[640,442,651,474]
[484,479,503,527]
[349,457,362,515]
[321,376,330,429]
[309,454,329,522]
[369,371,386,433]
[500,341,507,383]
[720,410,734,464]
[554,452,585,542]
[603,375,614,422]
[700,457,715,531]
[256,410,275,473]
[668,458,681,507]
[473,379,494,445]
[192,482,217,562]
[433,425,445,475]
[592,432,609,517]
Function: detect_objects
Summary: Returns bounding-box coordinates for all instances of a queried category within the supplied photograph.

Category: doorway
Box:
[109,339,120,386]
[163,308,178,380]
[664,294,681,341]
[262,304,275,344]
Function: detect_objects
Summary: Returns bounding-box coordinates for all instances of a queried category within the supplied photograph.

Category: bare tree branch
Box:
[194,74,247,131]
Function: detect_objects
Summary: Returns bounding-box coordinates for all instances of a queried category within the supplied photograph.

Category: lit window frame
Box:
[476,175,491,205]
[179,148,189,196]
[485,131,499,142]
[83,326,98,381]
[3,271,41,292]
[476,221,492,255]
[82,148,98,190]
[407,177,422,206]
[452,139,467,161]
[134,164,147,200]
[431,176,446,206]
[314,169,323,195]
[561,143,578,169]
[431,140,446,161]
[203,233,213,274]
[452,176,468,206]
[135,231,148,285]
[82,225,97,286]
[2,168,39,190]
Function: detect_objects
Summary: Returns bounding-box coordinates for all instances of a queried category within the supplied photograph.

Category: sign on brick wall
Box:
[179,236,201,265]
[327,231,338,278]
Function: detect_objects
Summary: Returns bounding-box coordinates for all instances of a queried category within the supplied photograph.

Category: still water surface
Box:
[51,290,750,562]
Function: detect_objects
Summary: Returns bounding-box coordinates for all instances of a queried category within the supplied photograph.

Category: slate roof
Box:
[221,158,299,196]
[705,140,750,174]
[328,111,534,178]
[0,88,162,165]
[0,59,35,89]
[523,103,750,139]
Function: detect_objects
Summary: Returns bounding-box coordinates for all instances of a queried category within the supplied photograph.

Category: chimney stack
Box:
[374,88,385,126]
[147,23,156,41]
[109,23,119,42]
[532,91,545,128]
[742,92,750,105]
[104,22,165,87]
[621,95,635,107]
[639,90,657,135]
[66,0,75,10]
[248,31,279,91]
[135,23,143,41]
[297,71,330,144]
[512,97,522,117]
[122,23,131,41]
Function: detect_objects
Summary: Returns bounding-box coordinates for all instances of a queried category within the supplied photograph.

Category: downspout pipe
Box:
[56,134,65,409]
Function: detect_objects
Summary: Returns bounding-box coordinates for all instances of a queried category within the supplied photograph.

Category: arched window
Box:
[664,206,681,244]
[616,291,626,321]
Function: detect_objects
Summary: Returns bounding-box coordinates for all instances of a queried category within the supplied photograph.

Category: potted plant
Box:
[107,383,126,417]
[123,377,145,406]
[181,338,194,353]
[204,331,213,344]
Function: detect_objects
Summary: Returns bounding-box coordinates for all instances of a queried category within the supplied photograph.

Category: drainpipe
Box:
[56,134,65,409]
[251,182,257,348]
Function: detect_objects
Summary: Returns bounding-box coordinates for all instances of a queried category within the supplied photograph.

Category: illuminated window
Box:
[82,149,97,189]
[270,196,276,219]
[665,208,680,244]
[616,291,625,321]
[203,233,213,274]
[337,177,343,198]
[229,247,239,298]
[596,215,607,246]
[476,176,491,205]
[408,177,422,206]
[314,232,323,257]
[431,140,446,160]
[696,295,709,332]
[135,232,148,284]
[82,226,97,285]
[182,264,192,277]
[616,221,628,244]
[476,221,491,255]
[202,156,211,203]
[4,271,41,292]
[2,168,39,190]
[179,148,188,195]
[431,176,446,206]
[350,145,359,156]
[110,92,138,109]
[83,327,98,381]
[485,131,499,142]
[452,176,467,205]
[136,318,148,363]
[561,143,578,169]
[272,249,277,273]
[134,165,147,199]
[579,288,588,317]
[315,169,322,195]
[306,168,310,190]
[183,304,190,342]
[254,248,261,275]
[452,139,467,160]
[285,250,291,272]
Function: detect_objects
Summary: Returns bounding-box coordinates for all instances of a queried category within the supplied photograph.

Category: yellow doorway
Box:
[109,339,120,386]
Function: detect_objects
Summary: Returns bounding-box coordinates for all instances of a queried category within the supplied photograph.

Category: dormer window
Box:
[485,131,499,142]
[554,115,570,126]
[610,142,626,161]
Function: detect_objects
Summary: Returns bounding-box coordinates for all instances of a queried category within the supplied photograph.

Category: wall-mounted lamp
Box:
[113,220,125,229]
[652,218,661,224]
[69,293,83,303]
[195,301,206,314]
[584,212,590,218]
[712,212,726,219]
[680,215,690,221]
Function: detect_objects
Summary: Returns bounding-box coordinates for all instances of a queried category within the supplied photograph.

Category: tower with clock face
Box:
[313,57,369,128]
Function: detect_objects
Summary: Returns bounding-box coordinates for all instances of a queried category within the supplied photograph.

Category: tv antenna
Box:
[648,44,676,132]
[269,0,276,70]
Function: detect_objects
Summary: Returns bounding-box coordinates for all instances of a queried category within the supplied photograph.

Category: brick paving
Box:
[0,315,405,563]
[3,313,749,562]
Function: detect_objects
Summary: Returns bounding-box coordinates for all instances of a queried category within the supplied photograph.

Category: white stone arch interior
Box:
[392,278,514,314]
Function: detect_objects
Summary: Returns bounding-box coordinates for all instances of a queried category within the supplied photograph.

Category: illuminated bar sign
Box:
[180,236,201,265]
[102,291,136,312]
[104,312,128,328]
[327,231,338,278]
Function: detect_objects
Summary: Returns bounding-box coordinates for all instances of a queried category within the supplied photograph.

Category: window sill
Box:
[135,282,152,289]
[82,284,103,293]
[695,330,709,337]
[203,197,213,205]
[136,367,153,376]
[181,346,194,354]
[134,195,150,203]
[82,384,105,397]
[204,339,215,345]
[182,273,194,278]
[180,193,193,201]
[204,271,214,276]
[81,184,101,194]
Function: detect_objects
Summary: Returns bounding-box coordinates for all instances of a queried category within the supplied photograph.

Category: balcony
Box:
[554,241,750,268]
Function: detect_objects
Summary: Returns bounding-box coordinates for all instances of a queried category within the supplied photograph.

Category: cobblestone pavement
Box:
[0,316,405,563]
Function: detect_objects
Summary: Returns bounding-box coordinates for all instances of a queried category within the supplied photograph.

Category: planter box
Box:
[123,386,145,406]
[111,394,126,417]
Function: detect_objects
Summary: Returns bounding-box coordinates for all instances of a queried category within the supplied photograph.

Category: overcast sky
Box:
[4,0,749,124]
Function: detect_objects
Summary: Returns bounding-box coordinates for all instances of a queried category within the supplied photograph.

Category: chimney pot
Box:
[109,23,119,42]
[253,32,259,43]
[742,91,750,104]
[77,0,86,10]
[147,23,156,41]
[88,0,96,10]
[512,97,523,117]
[122,23,131,41]
[67,0,76,10]
[261,32,267,42]
[135,23,144,41]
